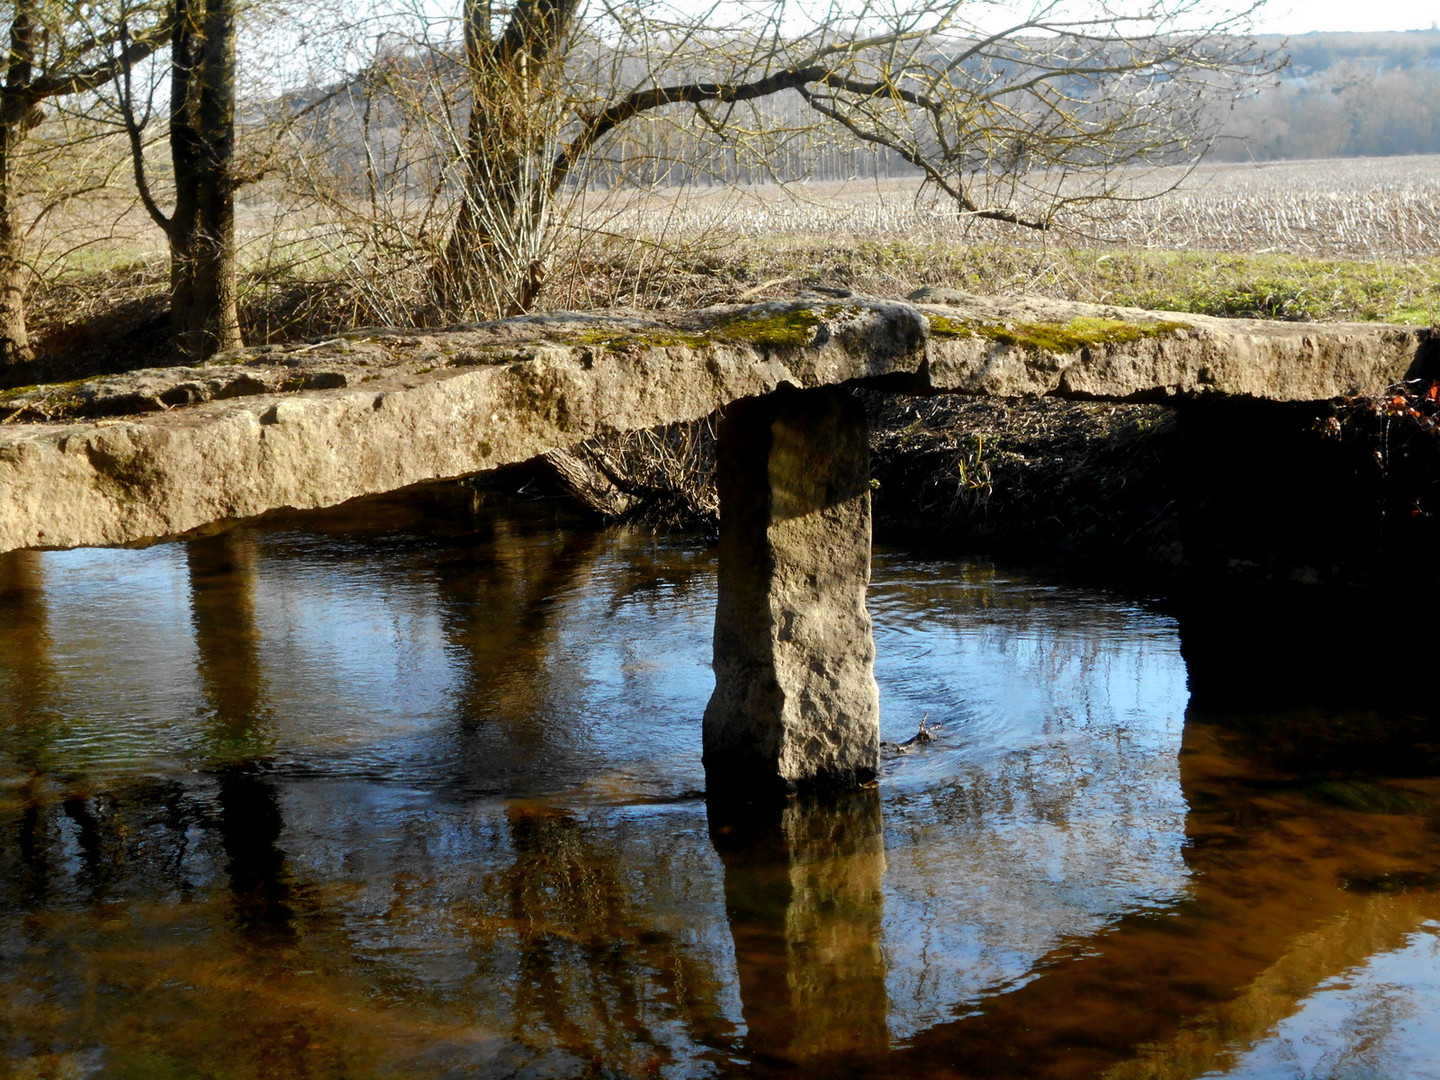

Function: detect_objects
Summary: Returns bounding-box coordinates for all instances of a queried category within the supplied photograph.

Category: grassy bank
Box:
[682,240,1440,323]
[14,157,1440,381]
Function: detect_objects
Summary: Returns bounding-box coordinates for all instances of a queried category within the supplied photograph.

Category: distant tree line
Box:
[1213,29,1440,160]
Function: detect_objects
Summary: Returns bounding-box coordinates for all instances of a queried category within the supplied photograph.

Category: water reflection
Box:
[880,705,1440,1080]
[1212,919,1440,1080]
[495,801,735,1072]
[1,488,1438,1079]
[188,533,269,752]
[431,516,611,796]
[0,552,59,806]
[0,551,53,722]
[711,789,889,1069]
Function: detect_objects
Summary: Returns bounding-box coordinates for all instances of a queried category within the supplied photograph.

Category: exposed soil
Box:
[862,393,1182,572]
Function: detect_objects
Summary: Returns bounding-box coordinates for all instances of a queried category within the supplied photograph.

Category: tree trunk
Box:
[429,0,578,321]
[0,2,36,368]
[432,95,550,320]
[0,118,32,368]
[167,0,241,361]
[539,447,638,517]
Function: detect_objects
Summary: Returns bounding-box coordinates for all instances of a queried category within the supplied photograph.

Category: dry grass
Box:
[1088,157,1440,259]
[588,155,1440,260]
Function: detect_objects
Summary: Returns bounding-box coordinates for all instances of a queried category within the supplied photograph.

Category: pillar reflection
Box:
[709,788,890,1068]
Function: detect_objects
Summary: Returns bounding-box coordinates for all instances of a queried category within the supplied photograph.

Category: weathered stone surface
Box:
[0,293,1429,553]
[0,344,389,423]
[912,288,1430,400]
[703,387,879,795]
[0,300,926,553]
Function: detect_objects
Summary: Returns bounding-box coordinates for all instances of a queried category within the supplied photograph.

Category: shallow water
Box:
[1,486,1437,1080]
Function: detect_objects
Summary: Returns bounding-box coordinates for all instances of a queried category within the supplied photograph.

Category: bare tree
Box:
[1,0,169,367]
[419,0,1275,321]
[428,0,576,316]
[110,0,372,359]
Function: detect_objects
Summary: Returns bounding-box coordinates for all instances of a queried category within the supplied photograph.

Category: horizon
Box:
[1236,0,1437,35]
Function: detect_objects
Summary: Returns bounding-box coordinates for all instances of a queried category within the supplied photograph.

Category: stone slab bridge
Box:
[1,291,1431,801]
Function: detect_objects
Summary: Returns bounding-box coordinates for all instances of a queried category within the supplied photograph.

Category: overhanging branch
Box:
[29,24,171,101]
[551,66,830,189]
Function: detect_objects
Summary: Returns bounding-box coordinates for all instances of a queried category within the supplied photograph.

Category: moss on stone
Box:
[543,305,865,353]
[0,377,95,422]
[926,313,1190,352]
[924,315,977,340]
[549,309,838,352]
[0,376,93,403]
[551,326,711,352]
[709,307,826,348]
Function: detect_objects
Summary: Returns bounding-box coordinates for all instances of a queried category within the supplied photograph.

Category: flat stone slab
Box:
[1,294,1430,552]
[910,288,1431,400]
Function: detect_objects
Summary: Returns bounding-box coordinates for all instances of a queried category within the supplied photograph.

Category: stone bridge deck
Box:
[2,291,1430,798]
[1,291,1426,554]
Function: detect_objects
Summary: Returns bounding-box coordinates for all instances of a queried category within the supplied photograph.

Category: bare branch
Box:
[27,22,171,101]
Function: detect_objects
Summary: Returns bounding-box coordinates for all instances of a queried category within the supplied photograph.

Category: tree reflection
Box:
[1,552,56,906]
[187,532,296,935]
[709,788,889,1070]
[187,531,273,760]
[497,801,736,1072]
[432,513,608,793]
[216,763,295,934]
[432,506,711,797]
[0,550,55,746]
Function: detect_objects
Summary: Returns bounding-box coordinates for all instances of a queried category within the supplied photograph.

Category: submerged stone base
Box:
[703,387,880,796]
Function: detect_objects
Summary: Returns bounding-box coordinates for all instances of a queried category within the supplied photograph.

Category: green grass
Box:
[1089,251,1440,324]
[722,238,1440,325]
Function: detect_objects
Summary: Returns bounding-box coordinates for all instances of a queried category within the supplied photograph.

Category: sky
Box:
[1247,0,1439,34]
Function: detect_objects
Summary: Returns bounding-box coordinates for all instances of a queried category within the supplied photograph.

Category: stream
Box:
[2,484,1437,1080]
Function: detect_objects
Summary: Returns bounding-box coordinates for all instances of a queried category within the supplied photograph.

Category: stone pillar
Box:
[703,386,880,798]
